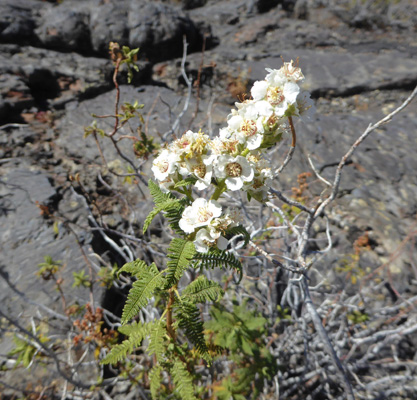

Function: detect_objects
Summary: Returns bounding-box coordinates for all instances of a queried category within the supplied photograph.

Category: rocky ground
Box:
[1,0,417,399]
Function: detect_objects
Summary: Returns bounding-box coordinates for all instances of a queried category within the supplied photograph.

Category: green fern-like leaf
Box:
[144,180,187,234]
[182,276,224,303]
[143,200,180,233]
[166,238,196,287]
[171,360,198,400]
[164,197,187,234]
[101,321,153,364]
[175,301,210,361]
[193,249,242,282]
[121,263,165,324]
[148,179,175,206]
[225,225,250,247]
[149,364,163,399]
[174,176,197,188]
[118,259,148,278]
[148,319,166,362]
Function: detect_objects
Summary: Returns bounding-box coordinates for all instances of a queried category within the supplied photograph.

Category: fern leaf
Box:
[175,301,210,361]
[172,360,198,400]
[121,263,165,324]
[101,322,152,364]
[148,319,166,362]
[193,250,242,281]
[166,238,196,286]
[149,365,163,400]
[174,176,197,188]
[118,259,148,278]
[143,200,180,233]
[164,198,187,234]
[182,276,224,304]
[148,179,175,205]
[225,225,250,247]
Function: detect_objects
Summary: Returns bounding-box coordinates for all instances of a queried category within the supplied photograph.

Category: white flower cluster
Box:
[151,60,314,253]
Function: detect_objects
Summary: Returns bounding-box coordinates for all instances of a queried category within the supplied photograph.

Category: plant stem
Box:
[211,179,226,201]
[166,288,176,340]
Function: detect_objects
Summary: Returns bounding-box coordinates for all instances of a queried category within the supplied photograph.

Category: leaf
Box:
[121,263,165,324]
[193,249,242,282]
[148,320,166,362]
[118,259,148,278]
[143,180,185,234]
[174,176,198,188]
[143,200,180,233]
[101,322,153,365]
[182,276,224,304]
[149,365,163,399]
[166,238,196,287]
[225,225,250,247]
[175,301,210,361]
[171,360,198,400]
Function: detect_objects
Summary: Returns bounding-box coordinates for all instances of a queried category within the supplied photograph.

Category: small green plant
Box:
[37,255,62,280]
[206,300,278,399]
[72,269,91,288]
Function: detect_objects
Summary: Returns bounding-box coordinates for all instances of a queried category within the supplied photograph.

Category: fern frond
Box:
[164,198,187,234]
[182,276,224,304]
[121,263,165,324]
[175,301,210,361]
[143,200,179,233]
[148,319,166,362]
[193,249,242,280]
[101,321,153,364]
[174,177,197,188]
[149,364,163,400]
[225,225,250,247]
[118,259,148,278]
[171,360,198,400]
[166,238,196,286]
[148,179,175,205]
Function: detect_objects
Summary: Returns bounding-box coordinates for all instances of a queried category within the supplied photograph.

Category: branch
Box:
[300,276,355,400]
[314,85,417,218]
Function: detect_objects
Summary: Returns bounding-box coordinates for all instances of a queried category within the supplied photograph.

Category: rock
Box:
[35,1,92,53]
[128,0,201,61]
[244,49,417,97]
[0,74,34,124]
[0,46,151,116]
[0,0,44,44]
[89,0,130,56]
[252,0,281,14]
[181,0,208,10]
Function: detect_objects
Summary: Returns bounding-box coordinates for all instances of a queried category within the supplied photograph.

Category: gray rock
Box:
[128,0,200,61]
[35,1,92,53]
[89,0,130,56]
[244,49,417,97]
[0,0,45,44]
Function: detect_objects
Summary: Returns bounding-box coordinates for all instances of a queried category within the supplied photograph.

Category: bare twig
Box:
[314,85,417,219]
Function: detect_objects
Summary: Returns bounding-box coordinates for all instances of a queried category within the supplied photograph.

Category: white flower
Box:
[215,155,254,191]
[265,68,287,87]
[151,149,179,181]
[227,114,243,131]
[280,60,304,82]
[158,175,175,193]
[251,80,268,101]
[283,82,300,105]
[234,118,264,150]
[296,91,316,121]
[194,227,228,253]
[179,198,222,234]
[186,155,216,190]
[172,130,210,157]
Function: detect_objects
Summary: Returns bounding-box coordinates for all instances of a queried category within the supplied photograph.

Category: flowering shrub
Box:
[101,60,316,398]
[151,60,315,253]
